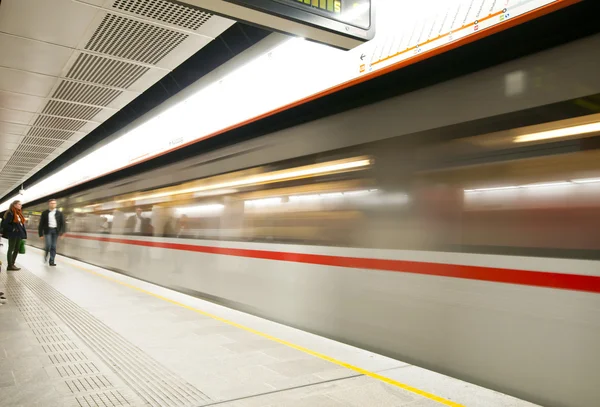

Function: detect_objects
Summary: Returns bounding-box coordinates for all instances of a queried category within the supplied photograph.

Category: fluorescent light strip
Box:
[514,121,600,143]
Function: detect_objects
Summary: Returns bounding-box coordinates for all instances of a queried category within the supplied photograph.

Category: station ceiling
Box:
[0,0,267,199]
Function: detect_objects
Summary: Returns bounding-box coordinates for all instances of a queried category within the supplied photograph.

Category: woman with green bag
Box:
[1,200,28,271]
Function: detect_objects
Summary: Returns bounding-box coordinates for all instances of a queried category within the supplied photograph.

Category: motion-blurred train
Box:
[22,33,600,407]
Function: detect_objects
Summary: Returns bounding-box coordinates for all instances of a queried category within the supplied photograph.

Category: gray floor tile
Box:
[326,380,416,406]
[260,346,313,362]
[223,338,284,353]
[217,376,419,407]
[265,357,343,378]
[12,365,50,385]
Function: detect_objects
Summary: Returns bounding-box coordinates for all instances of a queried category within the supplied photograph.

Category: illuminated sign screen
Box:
[281,0,371,30]
[225,0,374,43]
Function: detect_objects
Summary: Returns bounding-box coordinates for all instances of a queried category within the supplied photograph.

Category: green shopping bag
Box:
[19,239,26,254]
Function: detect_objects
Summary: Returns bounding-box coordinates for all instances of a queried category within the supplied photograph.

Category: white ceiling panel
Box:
[0,108,36,125]
[0,36,73,76]
[0,121,29,136]
[0,68,57,97]
[0,0,234,197]
[78,0,107,7]
[0,0,99,48]
[0,147,19,156]
[0,134,24,144]
[0,90,46,112]
[0,143,17,152]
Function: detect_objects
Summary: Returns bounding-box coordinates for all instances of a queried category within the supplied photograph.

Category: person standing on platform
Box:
[0,211,6,304]
[38,199,65,267]
[1,200,27,271]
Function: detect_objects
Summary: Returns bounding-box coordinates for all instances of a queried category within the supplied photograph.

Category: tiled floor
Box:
[0,247,540,407]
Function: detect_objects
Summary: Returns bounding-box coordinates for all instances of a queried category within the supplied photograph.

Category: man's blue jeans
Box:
[45,228,58,264]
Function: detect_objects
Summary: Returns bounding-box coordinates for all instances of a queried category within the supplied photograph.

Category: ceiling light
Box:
[514,121,600,143]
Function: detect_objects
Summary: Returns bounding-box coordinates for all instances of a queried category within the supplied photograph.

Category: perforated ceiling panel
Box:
[15,145,56,155]
[21,137,65,149]
[27,127,76,141]
[7,155,45,165]
[32,116,87,132]
[66,53,150,89]
[0,0,232,197]
[85,14,189,65]
[52,81,123,107]
[112,0,213,30]
[41,101,103,121]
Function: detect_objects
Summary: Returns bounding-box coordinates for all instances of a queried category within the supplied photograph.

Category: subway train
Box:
[21,34,600,407]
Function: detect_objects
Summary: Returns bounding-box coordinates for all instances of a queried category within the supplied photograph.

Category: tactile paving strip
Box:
[15,268,212,407]
[76,390,132,407]
[0,273,147,407]
[64,375,114,393]
[55,362,102,378]
[2,271,144,407]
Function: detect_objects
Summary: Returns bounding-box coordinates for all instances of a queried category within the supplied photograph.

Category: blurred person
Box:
[100,216,109,233]
[1,200,27,271]
[111,209,126,234]
[38,199,66,267]
[126,208,150,235]
[176,214,189,238]
[0,216,4,304]
[162,214,177,237]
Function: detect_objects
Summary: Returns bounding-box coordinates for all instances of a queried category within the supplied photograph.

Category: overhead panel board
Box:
[175,0,375,49]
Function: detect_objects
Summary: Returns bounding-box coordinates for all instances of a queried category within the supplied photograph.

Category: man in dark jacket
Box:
[38,199,65,267]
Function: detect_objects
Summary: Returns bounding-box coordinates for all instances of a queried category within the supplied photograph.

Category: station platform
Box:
[0,245,538,407]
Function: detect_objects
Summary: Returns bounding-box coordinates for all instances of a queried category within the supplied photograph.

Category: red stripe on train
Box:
[64,233,600,294]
